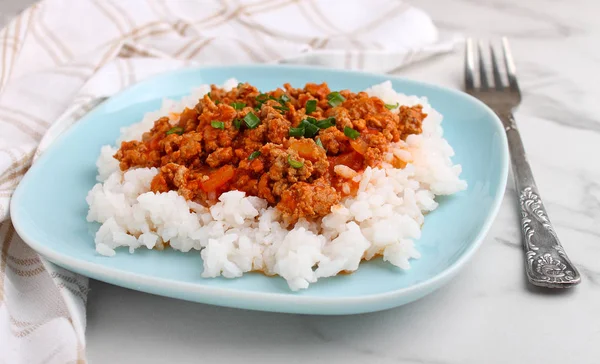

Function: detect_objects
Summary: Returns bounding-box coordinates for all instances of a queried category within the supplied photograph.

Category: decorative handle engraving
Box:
[519,186,580,287]
[500,110,581,288]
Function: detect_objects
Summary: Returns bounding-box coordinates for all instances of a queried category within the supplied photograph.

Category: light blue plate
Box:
[10,65,508,315]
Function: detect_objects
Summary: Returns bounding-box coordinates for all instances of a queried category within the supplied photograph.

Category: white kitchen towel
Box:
[0,0,456,362]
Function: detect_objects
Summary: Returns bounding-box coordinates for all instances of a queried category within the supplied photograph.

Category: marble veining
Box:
[2,0,598,363]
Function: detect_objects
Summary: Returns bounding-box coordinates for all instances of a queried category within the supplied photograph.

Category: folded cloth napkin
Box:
[0,0,457,362]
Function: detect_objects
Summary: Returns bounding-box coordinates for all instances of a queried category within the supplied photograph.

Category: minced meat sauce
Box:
[115,82,426,225]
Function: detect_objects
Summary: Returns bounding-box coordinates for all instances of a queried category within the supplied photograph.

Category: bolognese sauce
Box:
[114,82,425,225]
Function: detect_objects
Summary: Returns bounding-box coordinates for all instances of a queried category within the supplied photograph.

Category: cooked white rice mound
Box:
[86,79,467,291]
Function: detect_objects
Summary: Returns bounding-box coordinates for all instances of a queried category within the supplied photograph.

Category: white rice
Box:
[86,79,467,291]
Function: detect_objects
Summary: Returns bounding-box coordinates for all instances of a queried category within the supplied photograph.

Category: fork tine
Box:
[464,38,475,91]
[477,41,489,89]
[502,37,520,92]
[490,44,504,90]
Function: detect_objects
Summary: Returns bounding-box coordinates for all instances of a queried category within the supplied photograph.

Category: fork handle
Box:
[502,112,581,288]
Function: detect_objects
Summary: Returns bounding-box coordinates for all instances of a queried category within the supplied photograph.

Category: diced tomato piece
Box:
[288,139,321,161]
[200,165,235,192]
[349,137,369,155]
[328,152,364,172]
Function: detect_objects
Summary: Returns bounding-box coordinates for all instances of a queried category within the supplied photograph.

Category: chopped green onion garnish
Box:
[273,105,289,112]
[256,93,269,102]
[207,92,212,99]
[230,102,246,110]
[244,112,261,129]
[237,82,243,89]
[344,126,360,140]
[288,155,304,169]
[233,119,242,129]
[214,100,221,105]
[248,151,261,160]
[326,91,346,107]
[255,93,269,110]
[305,99,317,114]
[300,119,319,138]
[166,126,184,135]
[315,137,324,149]
[306,117,317,124]
[315,117,335,129]
[289,127,305,137]
[280,94,290,103]
[211,121,225,129]
[385,102,399,110]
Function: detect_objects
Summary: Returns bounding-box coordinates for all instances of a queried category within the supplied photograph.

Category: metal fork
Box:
[465,38,580,288]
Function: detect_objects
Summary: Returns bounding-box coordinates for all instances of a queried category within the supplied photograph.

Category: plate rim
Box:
[10,64,509,312]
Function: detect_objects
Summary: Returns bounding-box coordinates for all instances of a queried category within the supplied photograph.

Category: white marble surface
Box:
[6,0,600,362]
